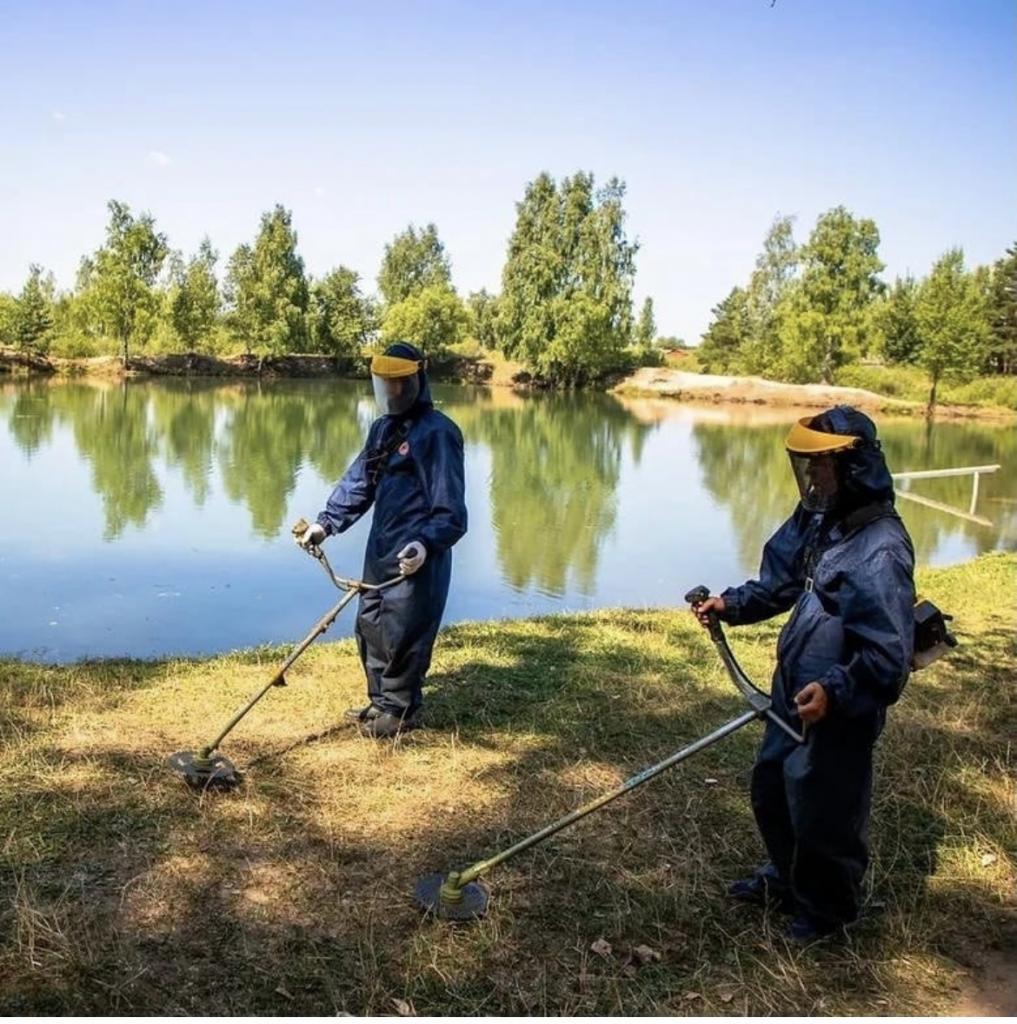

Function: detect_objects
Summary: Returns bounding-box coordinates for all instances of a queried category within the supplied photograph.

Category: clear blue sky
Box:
[1,0,1014,343]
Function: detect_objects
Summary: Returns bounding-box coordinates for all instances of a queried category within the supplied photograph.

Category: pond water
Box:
[1,377,1013,662]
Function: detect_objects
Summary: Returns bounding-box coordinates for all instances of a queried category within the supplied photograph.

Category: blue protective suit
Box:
[316,360,467,715]
[719,408,915,928]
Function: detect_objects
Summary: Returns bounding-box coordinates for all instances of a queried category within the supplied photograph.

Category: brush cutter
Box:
[413,584,805,921]
[167,519,403,791]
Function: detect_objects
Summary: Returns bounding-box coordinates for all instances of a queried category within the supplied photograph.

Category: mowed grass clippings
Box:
[0,554,1014,1014]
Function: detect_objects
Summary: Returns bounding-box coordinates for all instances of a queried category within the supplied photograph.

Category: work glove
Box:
[293,518,326,551]
[397,541,427,576]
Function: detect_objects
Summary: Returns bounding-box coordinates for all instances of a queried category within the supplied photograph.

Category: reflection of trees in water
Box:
[217,380,368,538]
[880,420,1017,557]
[65,383,164,540]
[150,380,219,505]
[456,391,654,597]
[3,382,55,459]
[4,379,1012,563]
[693,416,1017,570]
[693,422,796,573]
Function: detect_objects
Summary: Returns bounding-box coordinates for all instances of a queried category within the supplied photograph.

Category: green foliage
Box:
[739,215,799,375]
[915,249,991,411]
[78,200,169,364]
[833,363,1017,411]
[309,266,377,359]
[635,297,656,348]
[655,336,685,349]
[698,287,751,373]
[498,171,637,385]
[831,362,927,399]
[13,265,55,353]
[0,293,20,346]
[875,275,921,364]
[377,223,451,306]
[987,241,1017,374]
[776,206,884,383]
[945,374,1017,410]
[170,239,220,350]
[225,205,309,357]
[380,284,469,357]
[467,289,500,349]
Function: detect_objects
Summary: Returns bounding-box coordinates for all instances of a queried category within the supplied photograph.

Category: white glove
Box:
[397,541,427,576]
[296,522,326,550]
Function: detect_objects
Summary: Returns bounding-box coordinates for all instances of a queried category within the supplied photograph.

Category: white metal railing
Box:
[892,463,1001,525]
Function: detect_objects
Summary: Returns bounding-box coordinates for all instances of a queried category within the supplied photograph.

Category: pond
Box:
[1,377,1014,662]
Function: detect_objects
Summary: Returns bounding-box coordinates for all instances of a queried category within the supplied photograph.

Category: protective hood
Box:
[796,406,896,512]
[371,341,433,416]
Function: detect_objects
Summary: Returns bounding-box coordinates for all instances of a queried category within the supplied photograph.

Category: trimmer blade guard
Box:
[167,750,240,791]
[413,872,489,921]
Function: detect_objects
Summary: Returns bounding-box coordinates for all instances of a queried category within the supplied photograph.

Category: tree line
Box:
[2,181,1013,400]
[697,209,1017,410]
[0,173,662,385]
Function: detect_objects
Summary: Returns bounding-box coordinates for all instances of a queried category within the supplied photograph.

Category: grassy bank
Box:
[832,364,1017,413]
[0,346,503,388]
[1,554,1014,1014]
[615,366,1017,421]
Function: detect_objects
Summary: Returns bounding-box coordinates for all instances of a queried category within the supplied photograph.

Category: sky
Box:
[1,0,1014,343]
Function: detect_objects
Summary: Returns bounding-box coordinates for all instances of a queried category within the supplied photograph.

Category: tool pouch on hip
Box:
[911,599,957,670]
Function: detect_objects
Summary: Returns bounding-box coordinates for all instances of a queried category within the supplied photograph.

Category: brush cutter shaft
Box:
[456,708,759,887]
[202,587,360,756]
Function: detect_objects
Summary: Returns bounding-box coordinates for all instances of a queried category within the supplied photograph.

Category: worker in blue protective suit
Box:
[295,342,467,739]
[692,406,915,944]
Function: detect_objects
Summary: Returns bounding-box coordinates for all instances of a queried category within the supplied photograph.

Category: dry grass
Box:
[1,554,1014,1014]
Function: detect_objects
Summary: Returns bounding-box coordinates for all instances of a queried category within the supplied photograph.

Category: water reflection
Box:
[457,390,653,596]
[0,377,1013,661]
[692,412,1017,568]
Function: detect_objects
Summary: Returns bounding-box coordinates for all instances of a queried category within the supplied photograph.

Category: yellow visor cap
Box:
[785,416,859,454]
[371,354,421,379]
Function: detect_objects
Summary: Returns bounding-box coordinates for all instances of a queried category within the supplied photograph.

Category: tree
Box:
[170,239,220,350]
[987,242,1017,374]
[777,206,884,383]
[0,294,18,346]
[81,200,168,365]
[875,275,921,364]
[698,287,751,373]
[635,297,656,348]
[740,215,799,375]
[377,224,451,307]
[498,171,637,385]
[915,249,991,413]
[224,205,309,356]
[467,289,500,349]
[13,265,54,352]
[310,266,377,358]
[380,285,469,357]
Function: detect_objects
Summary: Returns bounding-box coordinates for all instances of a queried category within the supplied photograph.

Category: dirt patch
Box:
[951,947,1017,1016]
[0,346,56,375]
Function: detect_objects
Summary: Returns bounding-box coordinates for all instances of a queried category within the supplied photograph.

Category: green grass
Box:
[833,364,1017,412]
[1,554,1014,1014]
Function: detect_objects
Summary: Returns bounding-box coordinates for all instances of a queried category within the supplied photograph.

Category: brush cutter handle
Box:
[684,584,724,642]
[291,517,406,593]
[684,584,805,745]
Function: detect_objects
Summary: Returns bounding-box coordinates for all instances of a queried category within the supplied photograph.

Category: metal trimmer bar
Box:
[167,525,403,791]
[413,583,803,920]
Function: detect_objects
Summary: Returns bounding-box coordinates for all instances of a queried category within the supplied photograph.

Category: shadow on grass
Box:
[1,596,1014,1013]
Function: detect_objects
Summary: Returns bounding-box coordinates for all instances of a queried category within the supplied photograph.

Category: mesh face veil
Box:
[370,353,422,416]
[784,416,860,513]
